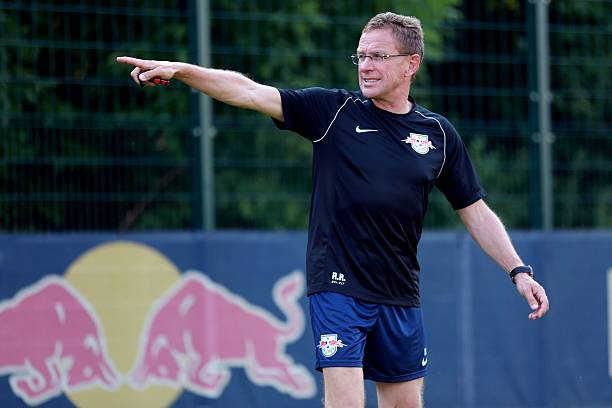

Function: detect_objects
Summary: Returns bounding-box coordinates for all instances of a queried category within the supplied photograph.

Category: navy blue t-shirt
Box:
[274,87,485,307]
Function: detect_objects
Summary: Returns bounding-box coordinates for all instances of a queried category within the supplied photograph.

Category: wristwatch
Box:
[509,265,534,284]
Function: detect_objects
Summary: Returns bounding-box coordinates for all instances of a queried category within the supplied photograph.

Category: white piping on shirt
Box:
[415,110,447,179]
[313,96,369,143]
[312,99,448,178]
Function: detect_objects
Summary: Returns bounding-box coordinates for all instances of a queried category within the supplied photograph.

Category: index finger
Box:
[116,56,150,69]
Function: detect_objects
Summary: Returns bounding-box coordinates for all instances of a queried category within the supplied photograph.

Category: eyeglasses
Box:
[350,53,412,65]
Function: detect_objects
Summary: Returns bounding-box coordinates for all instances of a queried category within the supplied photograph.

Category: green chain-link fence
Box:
[0,1,194,231]
[1,0,610,231]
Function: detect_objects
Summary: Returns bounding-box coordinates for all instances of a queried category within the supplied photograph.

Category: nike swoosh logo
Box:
[355,126,378,133]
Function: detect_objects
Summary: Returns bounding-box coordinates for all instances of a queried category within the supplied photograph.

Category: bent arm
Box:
[458,199,549,320]
[116,57,284,122]
[457,199,522,273]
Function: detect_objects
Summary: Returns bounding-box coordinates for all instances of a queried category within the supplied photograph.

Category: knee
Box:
[378,396,422,408]
[376,378,424,408]
[324,392,364,408]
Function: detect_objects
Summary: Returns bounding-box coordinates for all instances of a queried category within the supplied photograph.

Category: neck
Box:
[372,96,412,114]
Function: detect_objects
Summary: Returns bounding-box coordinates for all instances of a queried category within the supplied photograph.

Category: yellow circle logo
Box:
[64,241,182,408]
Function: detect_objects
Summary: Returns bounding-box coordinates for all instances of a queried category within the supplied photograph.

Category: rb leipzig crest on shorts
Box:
[318,334,346,357]
[402,133,436,155]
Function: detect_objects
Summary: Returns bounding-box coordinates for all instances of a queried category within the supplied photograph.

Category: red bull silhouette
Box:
[0,276,121,406]
[129,270,316,399]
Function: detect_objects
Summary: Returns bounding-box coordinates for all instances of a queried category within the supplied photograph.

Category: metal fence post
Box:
[194,0,216,230]
[535,0,554,230]
[527,0,554,230]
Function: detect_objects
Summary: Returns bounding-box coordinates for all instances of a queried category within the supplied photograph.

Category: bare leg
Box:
[322,367,364,407]
[376,377,424,408]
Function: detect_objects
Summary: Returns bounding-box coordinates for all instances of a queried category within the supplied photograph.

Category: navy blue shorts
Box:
[309,291,427,383]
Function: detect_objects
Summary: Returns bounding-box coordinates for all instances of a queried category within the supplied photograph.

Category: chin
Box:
[359,87,377,99]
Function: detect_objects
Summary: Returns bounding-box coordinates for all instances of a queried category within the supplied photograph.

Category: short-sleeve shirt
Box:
[273,87,485,307]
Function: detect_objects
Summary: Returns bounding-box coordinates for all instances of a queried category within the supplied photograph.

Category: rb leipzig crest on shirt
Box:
[402,133,436,155]
[318,334,346,357]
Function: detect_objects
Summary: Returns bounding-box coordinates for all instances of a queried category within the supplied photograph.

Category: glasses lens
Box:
[350,55,359,65]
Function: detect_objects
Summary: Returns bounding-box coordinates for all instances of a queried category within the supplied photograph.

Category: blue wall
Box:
[0,231,611,407]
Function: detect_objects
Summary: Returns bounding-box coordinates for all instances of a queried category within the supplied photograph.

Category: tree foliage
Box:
[0,0,609,231]
[211,0,462,229]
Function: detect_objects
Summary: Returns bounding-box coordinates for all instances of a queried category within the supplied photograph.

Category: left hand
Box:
[514,273,549,320]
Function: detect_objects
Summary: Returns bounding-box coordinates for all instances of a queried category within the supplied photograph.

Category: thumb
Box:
[524,291,539,310]
[137,67,163,82]
[518,284,539,310]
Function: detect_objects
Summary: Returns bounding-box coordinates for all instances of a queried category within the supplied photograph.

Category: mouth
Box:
[361,79,380,85]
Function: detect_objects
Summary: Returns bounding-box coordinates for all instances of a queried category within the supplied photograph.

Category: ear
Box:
[405,54,421,78]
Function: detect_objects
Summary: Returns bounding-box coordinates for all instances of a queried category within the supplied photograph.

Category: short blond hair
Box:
[363,12,424,59]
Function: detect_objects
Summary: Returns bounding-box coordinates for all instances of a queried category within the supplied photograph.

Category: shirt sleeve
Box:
[435,118,486,210]
[272,87,349,142]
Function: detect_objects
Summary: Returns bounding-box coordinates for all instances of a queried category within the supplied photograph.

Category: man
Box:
[118,12,549,408]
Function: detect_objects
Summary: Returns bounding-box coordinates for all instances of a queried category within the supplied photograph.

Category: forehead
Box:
[357,28,399,52]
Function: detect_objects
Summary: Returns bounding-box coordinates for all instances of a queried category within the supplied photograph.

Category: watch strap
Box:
[509,265,534,284]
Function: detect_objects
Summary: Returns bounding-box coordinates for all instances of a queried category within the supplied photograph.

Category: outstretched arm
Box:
[457,199,550,320]
[116,57,284,122]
